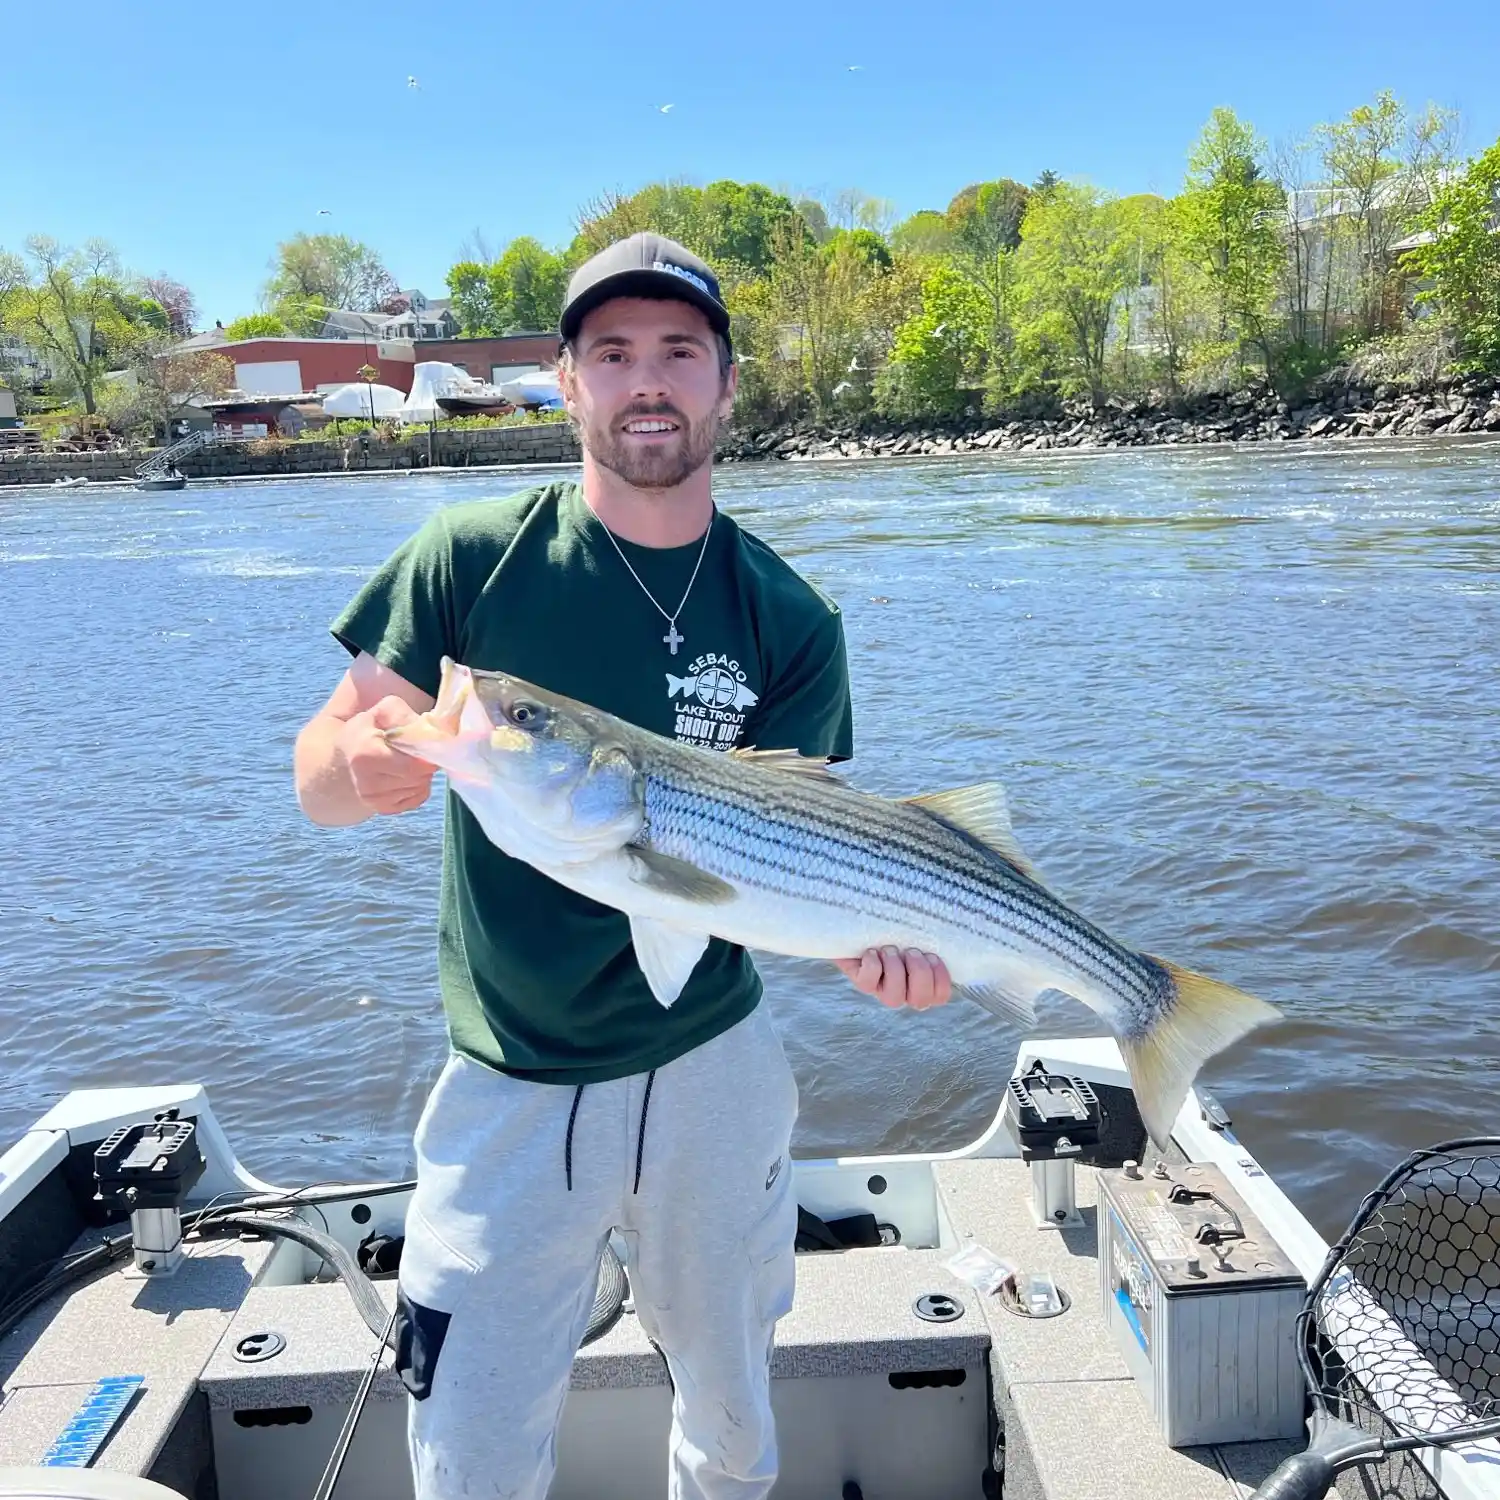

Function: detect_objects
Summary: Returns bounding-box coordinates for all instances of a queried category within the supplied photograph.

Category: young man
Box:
[292,231,951,1500]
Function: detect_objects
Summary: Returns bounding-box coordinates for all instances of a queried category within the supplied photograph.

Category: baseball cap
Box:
[558,231,731,351]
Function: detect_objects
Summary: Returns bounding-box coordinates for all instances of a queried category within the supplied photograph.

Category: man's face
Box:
[560,296,736,491]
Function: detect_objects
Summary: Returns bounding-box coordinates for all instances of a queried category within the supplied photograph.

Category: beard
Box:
[581,401,721,490]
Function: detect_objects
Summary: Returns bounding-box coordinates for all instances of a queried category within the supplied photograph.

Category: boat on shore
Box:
[1,1034,1493,1500]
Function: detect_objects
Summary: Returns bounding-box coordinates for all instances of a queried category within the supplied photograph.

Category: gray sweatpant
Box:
[393,1004,800,1500]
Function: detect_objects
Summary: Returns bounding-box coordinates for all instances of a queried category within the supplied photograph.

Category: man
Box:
[292,231,951,1500]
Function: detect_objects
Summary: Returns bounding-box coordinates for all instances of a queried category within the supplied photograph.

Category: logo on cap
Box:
[653,260,712,296]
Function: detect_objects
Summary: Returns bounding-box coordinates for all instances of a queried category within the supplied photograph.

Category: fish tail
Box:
[1120,958,1282,1151]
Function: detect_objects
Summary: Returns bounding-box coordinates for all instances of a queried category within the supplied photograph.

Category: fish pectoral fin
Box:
[628,917,711,1009]
[956,979,1038,1030]
[728,747,839,780]
[903,783,1039,880]
[625,847,737,904]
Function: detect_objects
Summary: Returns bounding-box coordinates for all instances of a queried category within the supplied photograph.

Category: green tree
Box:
[223,312,288,340]
[445,260,504,335]
[733,218,889,416]
[1172,108,1285,376]
[1408,137,1500,369]
[947,179,1030,256]
[492,237,568,331]
[0,236,135,414]
[890,211,954,258]
[572,179,805,281]
[822,227,892,271]
[263,233,398,326]
[878,262,989,417]
[1316,91,1459,336]
[1014,182,1135,402]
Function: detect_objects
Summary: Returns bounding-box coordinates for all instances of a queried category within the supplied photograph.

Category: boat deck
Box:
[0,1153,1366,1499]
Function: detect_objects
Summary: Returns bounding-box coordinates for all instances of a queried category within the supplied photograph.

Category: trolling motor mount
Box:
[1002,1061,1102,1230]
[93,1108,206,1277]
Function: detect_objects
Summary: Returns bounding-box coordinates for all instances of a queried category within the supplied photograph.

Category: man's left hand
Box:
[834,948,952,1010]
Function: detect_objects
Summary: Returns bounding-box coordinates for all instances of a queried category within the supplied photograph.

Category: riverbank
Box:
[3,372,1499,487]
[719,369,1500,462]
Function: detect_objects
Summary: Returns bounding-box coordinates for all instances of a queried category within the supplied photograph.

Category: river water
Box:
[3,441,1497,1242]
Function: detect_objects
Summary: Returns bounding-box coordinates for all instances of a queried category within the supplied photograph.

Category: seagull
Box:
[832,381,853,396]
[847,64,863,71]
[317,208,332,216]
[847,355,862,372]
[407,75,420,88]
[931,322,947,338]
[658,103,674,113]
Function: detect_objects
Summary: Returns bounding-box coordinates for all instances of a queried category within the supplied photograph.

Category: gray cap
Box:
[558,231,731,350]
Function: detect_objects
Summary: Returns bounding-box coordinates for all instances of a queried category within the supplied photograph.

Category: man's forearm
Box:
[294,715,374,827]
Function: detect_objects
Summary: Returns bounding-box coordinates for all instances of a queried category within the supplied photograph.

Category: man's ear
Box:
[720,357,739,417]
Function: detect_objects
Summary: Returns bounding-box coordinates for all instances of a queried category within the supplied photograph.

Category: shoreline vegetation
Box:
[3,91,1498,476]
[3,369,1498,488]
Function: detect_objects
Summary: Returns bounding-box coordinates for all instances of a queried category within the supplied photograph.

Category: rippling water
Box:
[3,440,1497,1241]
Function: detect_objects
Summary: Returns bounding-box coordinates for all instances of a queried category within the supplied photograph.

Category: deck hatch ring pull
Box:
[913,1292,964,1322]
[233,1330,287,1362]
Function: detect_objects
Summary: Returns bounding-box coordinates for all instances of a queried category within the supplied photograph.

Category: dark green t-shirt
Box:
[330,479,854,1085]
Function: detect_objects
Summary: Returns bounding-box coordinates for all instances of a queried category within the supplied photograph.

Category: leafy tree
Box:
[223,312,288,340]
[492,237,568,332]
[1172,109,1285,375]
[572,179,806,281]
[1408,136,1500,369]
[446,260,504,335]
[1032,169,1061,197]
[1316,91,1459,335]
[947,179,1030,256]
[263,233,398,323]
[878,262,990,417]
[891,211,954,258]
[823,227,892,272]
[105,340,234,439]
[1015,182,1135,402]
[0,236,135,413]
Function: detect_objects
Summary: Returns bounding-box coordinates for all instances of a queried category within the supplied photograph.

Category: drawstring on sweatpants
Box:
[633,1069,656,1195]
[562,1068,657,1193]
[564,1084,584,1191]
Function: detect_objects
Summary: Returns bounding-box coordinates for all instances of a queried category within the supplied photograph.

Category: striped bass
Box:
[384,657,1282,1148]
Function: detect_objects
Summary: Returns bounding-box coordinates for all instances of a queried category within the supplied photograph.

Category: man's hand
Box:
[338,695,438,815]
[834,948,952,1010]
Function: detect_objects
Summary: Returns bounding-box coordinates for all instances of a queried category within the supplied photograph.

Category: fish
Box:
[382,657,1282,1149]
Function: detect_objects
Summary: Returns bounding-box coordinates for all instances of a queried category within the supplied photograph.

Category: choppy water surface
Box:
[3,440,1497,1241]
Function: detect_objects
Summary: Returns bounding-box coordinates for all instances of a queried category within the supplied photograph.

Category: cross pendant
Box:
[664,622,684,655]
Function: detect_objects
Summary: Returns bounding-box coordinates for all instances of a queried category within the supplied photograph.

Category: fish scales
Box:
[640,760,1157,1010]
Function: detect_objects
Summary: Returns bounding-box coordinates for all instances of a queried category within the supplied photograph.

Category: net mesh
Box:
[1311,1145,1500,1438]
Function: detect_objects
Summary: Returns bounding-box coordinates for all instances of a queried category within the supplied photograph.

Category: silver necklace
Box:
[597,511,714,656]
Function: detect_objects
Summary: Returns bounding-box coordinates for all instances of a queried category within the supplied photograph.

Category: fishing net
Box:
[1306,1141,1500,1441]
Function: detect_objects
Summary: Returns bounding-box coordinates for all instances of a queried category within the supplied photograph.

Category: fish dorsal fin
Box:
[728,747,838,780]
[903,782,1039,879]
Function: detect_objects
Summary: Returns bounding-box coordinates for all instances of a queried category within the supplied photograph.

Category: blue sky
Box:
[6,0,1497,327]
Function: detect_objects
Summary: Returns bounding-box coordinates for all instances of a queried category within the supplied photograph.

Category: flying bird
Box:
[658,103,674,113]
[317,208,332,216]
[832,380,853,396]
[931,322,948,338]
[407,75,420,88]
[847,355,862,372]
[847,64,863,71]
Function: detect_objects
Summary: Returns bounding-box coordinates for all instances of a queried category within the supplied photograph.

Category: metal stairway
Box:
[135,427,224,479]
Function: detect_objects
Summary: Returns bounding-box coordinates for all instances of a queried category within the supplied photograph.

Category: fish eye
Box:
[506,699,545,729]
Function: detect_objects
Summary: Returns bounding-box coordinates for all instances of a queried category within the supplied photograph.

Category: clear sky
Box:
[6,0,1497,328]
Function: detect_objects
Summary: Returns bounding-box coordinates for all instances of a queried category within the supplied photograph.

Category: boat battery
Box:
[1097,1159,1306,1447]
